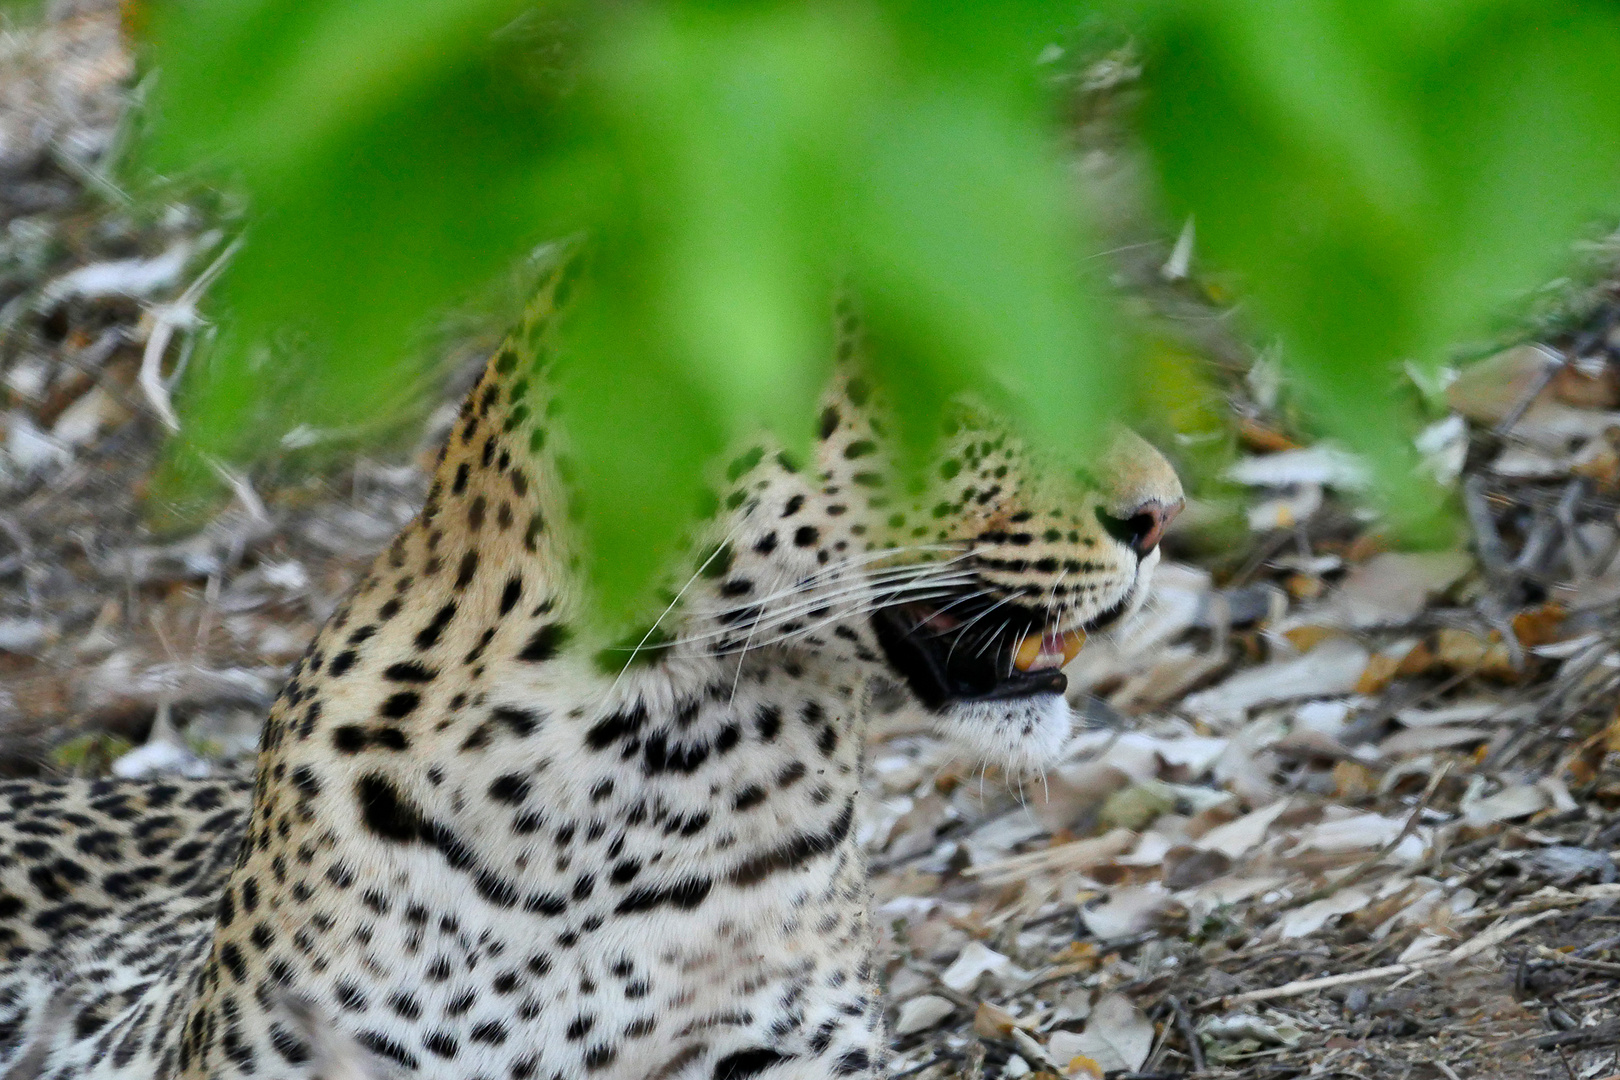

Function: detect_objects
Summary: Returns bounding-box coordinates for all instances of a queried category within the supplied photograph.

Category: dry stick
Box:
[1492,347,1560,437]
[1557,1044,1581,1080]
[138,236,242,432]
[1533,946,1620,979]
[1218,909,1560,1008]
[1463,475,1513,584]
[1167,995,1206,1075]
[1283,761,1451,911]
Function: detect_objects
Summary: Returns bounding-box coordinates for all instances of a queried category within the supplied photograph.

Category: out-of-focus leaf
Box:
[142,0,570,464]
[138,0,1620,618]
[852,93,1116,469]
[143,0,540,180]
[1136,0,1620,538]
[141,0,1112,622]
[556,7,859,619]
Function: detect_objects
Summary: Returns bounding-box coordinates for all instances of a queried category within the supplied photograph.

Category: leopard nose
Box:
[1096,498,1183,556]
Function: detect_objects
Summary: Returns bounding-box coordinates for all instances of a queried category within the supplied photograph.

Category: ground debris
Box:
[7,7,1620,1080]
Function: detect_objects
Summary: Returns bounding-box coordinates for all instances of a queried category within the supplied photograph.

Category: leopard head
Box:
[856,406,1182,770]
[689,372,1182,775]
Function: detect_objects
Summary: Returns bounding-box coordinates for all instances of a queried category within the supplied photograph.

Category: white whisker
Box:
[604,520,746,689]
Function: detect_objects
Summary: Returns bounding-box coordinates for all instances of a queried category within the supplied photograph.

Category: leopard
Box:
[0,256,1183,1080]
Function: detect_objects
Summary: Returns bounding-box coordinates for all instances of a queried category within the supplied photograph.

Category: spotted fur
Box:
[0,261,1181,1079]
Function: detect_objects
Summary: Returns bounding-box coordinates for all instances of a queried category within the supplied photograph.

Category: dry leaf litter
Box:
[7,5,1620,1079]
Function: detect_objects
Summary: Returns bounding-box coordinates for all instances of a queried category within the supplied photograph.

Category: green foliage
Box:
[136,0,1620,619]
[1136,0,1620,534]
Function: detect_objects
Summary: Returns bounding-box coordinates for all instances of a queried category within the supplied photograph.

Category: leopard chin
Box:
[926,694,1074,775]
[868,541,1165,773]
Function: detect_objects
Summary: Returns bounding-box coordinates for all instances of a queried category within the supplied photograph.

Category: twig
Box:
[208,459,270,525]
[1492,344,1560,436]
[1533,946,1620,979]
[1168,996,1205,1075]
[1014,961,1092,995]
[1011,1028,1061,1073]
[139,236,242,431]
[1463,475,1512,585]
[1219,909,1559,1007]
[1558,1044,1580,1080]
[889,1053,962,1080]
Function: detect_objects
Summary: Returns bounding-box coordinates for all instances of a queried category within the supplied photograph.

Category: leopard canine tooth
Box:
[1012,629,1088,672]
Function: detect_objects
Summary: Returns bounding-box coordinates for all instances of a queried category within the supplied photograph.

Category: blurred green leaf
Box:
[141,0,1111,623]
[138,0,1620,617]
[144,0,570,463]
[852,91,1114,467]
[1135,0,1620,538]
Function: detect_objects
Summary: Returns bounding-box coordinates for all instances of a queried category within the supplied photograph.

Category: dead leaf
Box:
[1080,883,1172,940]
[1317,552,1474,628]
[1553,358,1620,409]
[1183,638,1370,720]
[1511,602,1566,648]
[973,1001,1024,1039]
[894,995,955,1036]
[1435,628,1519,681]
[1048,994,1154,1074]
[1447,344,1557,424]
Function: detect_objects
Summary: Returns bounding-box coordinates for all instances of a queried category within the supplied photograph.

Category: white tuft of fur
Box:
[928,694,1072,776]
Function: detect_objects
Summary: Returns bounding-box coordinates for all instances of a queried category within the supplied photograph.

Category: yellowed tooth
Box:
[1058,628,1087,665]
[1013,633,1044,672]
[1013,629,1089,672]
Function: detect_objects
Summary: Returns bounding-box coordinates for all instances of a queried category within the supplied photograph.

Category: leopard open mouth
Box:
[870,590,1119,712]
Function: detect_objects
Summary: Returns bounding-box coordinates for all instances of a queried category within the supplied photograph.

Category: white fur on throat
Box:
[928,693,1073,776]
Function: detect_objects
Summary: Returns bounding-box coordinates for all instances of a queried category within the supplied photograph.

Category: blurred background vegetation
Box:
[121,0,1620,620]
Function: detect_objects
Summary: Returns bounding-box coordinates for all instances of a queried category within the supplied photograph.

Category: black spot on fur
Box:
[489,774,530,804]
[499,577,523,615]
[818,406,839,439]
[380,691,420,719]
[383,661,436,683]
[613,876,713,915]
[331,726,368,754]
[359,1031,419,1069]
[355,774,425,843]
[715,1047,792,1080]
[585,704,647,750]
[492,706,541,737]
[728,798,855,887]
[414,603,458,650]
[754,705,782,741]
[517,624,569,662]
[834,1050,871,1075]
